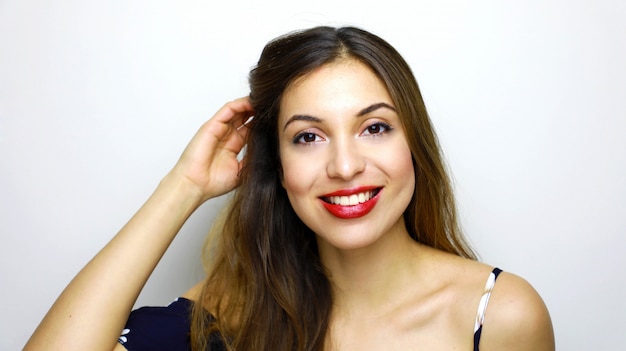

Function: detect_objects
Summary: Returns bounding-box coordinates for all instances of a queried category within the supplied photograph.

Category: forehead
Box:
[279,60,393,120]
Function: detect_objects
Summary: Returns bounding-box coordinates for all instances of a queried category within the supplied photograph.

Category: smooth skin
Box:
[24,97,254,351]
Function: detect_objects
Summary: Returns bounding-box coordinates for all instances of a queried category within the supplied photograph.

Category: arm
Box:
[24,97,254,351]
[479,272,555,351]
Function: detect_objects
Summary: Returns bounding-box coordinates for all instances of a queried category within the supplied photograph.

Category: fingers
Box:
[212,97,255,128]
[200,97,254,148]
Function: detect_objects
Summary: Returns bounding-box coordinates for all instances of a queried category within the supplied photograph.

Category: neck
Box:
[318,222,426,314]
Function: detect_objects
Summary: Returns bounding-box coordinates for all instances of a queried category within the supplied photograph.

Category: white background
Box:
[1,1,625,350]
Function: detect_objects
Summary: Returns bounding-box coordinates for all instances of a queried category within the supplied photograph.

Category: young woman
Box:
[25,26,554,351]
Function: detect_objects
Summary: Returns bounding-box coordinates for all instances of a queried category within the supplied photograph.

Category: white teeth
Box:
[329,191,373,206]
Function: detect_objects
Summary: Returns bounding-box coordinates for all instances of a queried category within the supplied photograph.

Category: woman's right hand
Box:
[167,97,254,202]
[24,97,255,351]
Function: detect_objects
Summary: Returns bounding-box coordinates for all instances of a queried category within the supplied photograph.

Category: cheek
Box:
[382,141,414,176]
[280,149,312,196]
[388,144,417,196]
[280,160,317,222]
[399,150,415,180]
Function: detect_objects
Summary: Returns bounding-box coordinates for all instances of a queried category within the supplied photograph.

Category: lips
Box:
[319,187,382,219]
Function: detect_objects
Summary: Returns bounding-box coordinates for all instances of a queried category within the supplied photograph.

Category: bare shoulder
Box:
[181,280,205,302]
[479,271,555,351]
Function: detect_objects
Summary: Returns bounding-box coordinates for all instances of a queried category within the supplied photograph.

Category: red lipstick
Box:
[319,186,382,219]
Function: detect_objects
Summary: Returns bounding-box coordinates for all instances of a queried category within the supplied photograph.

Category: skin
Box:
[25,62,554,351]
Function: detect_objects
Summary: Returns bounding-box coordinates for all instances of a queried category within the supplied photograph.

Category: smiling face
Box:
[278,59,416,252]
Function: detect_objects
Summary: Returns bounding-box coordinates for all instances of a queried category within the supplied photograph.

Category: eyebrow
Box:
[282,102,396,131]
[357,102,396,117]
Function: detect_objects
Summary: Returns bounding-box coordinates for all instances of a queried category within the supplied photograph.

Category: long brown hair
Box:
[191,26,477,351]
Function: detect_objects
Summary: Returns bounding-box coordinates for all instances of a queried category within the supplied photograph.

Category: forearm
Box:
[24,172,205,351]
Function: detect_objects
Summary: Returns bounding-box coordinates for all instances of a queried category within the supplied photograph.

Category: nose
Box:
[326,138,366,180]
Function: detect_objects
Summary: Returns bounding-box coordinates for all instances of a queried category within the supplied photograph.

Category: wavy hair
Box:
[191,26,477,351]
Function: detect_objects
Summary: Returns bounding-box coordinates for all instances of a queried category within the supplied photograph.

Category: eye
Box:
[362,122,392,136]
[293,132,323,144]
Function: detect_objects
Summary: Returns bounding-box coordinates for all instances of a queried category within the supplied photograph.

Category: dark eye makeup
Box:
[291,121,394,145]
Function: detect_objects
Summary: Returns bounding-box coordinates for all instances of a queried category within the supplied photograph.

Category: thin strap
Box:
[473,267,502,351]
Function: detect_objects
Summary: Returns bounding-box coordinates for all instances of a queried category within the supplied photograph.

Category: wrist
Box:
[156,171,206,211]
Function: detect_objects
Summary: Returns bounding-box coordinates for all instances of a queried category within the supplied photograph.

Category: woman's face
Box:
[278,60,415,252]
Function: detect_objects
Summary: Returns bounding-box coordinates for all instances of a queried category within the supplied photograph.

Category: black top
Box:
[118,298,224,351]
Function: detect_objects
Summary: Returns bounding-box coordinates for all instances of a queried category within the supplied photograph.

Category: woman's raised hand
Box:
[24,97,255,351]
[168,97,254,202]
